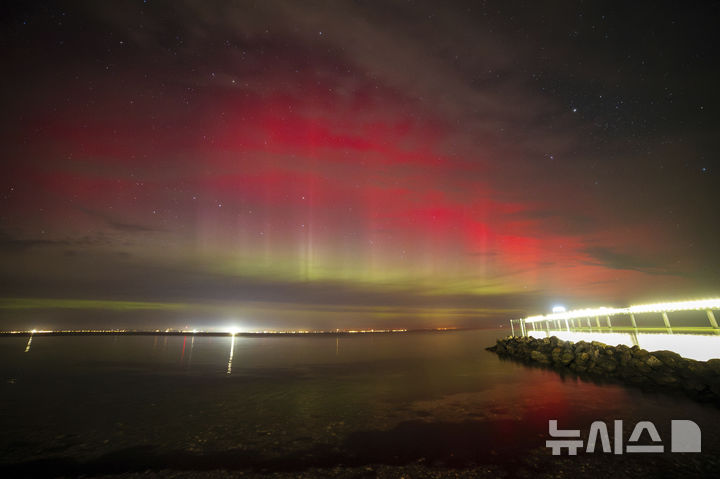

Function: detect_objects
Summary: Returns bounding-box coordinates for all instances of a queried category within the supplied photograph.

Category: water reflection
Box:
[226,334,235,374]
[527,330,720,361]
[3,330,720,478]
[188,335,195,364]
[24,334,33,353]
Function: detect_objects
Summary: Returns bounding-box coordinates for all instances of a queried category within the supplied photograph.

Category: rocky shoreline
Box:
[487,336,720,404]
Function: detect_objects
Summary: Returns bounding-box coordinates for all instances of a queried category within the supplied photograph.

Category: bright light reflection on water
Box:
[527,330,720,361]
[226,335,235,374]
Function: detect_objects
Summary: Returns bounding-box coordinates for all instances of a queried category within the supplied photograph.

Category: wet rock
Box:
[653,350,682,368]
[629,358,652,374]
[530,350,550,364]
[632,348,649,359]
[550,347,563,364]
[707,358,720,375]
[646,355,663,369]
[596,357,617,373]
[488,336,720,404]
[652,374,678,386]
[559,350,575,366]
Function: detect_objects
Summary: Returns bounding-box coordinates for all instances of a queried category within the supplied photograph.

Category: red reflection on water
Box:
[504,369,632,436]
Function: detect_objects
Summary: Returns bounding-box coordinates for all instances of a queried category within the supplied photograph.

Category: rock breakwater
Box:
[487,336,720,404]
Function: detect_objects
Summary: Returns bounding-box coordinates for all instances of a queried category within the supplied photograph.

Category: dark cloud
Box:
[0,229,107,252]
[78,208,162,233]
[582,246,682,277]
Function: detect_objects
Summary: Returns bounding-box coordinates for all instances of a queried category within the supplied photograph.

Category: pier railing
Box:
[510,298,720,337]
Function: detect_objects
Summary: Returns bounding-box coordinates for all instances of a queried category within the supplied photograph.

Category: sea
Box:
[1,329,719,477]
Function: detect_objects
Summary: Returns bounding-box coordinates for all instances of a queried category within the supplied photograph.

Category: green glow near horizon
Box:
[0,298,190,311]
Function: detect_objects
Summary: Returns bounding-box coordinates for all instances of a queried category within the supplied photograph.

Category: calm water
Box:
[1,330,719,477]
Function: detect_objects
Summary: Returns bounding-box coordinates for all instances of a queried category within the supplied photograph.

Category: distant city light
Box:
[551,305,567,313]
[4,327,419,335]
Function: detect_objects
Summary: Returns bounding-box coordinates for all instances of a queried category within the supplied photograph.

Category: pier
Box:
[510,298,720,337]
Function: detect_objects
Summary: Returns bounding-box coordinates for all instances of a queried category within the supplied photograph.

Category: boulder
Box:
[652,373,678,386]
[707,358,720,375]
[646,355,663,369]
[560,350,575,366]
[632,348,650,359]
[653,350,682,368]
[617,349,632,367]
[630,358,652,374]
[596,356,617,373]
[530,350,551,364]
[551,347,564,364]
[487,336,720,405]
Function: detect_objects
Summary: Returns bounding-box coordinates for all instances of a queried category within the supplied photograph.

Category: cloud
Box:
[0,229,106,252]
[582,246,682,277]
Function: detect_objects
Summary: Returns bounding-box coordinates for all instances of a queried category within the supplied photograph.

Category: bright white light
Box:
[525,306,625,323]
[628,298,720,314]
[522,297,720,323]
[552,305,567,313]
[227,326,240,335]
[525,330,720,361]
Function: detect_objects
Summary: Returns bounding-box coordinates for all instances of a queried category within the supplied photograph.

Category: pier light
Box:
[627,298,720,314]
[515,297,720,329]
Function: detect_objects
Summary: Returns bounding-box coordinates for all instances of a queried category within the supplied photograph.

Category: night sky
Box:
[1,1,719,331]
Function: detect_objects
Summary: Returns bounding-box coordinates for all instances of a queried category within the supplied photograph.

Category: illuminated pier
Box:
[510,298,720,338]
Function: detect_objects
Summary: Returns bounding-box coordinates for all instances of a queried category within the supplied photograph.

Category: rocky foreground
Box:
[487,336,720,404]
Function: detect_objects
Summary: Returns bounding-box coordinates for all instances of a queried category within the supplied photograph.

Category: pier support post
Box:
[510,320,515,337]
[606,316,612,328]
[595,316,601,329]
[629,329,639,347]
[630,313,637,329]
[662,312,673,334]
[586,318,591,330]
[565,319,570,332]
[707,310,719,330]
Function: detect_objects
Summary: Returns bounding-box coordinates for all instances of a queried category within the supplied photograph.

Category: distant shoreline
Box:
[0,328,471,338]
